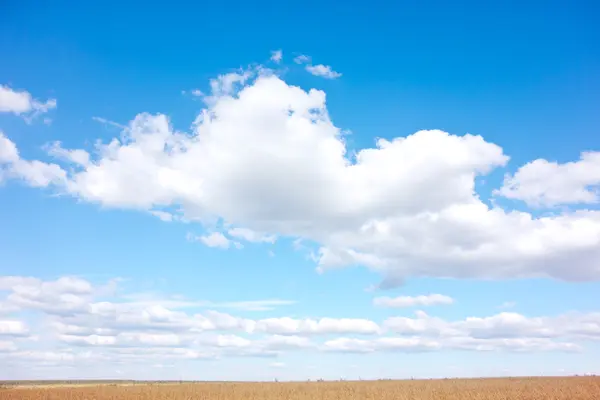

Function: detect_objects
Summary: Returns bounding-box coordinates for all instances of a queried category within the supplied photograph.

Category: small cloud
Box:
[188,232,231,249]
[305,64,342,79]
[150,210,175,222]
[294,55,311,64]
[270,362,285,368]
[270,49,283,64]
[191,89,204,97]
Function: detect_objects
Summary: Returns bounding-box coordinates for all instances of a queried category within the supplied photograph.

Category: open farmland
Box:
[2,376,600,400]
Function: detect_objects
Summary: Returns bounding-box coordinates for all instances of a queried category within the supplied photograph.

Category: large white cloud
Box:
[1,68,600,284]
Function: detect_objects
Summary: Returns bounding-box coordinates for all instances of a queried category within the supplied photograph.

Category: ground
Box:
[2,376,600,399]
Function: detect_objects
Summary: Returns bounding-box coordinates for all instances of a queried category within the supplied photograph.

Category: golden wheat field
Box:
[2,376,600,400]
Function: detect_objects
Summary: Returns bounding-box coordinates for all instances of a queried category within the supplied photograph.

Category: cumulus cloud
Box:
[305,64,342,79]
[1,63,600,286]
[0,84,56,122]
[0,131,67,187]
[496,152,600,207]
[373,294,454,308]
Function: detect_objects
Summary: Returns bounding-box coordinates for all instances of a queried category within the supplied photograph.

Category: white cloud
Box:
[2,65,600,285]
[193,232,232,249]
[383,310,600,342]
[3,276,94,316]
[322,337,441,353]
[0,274,597,376]
[45,141,90,166]
[305,64,342,79]
[0,84,57,122]
[0,320,29,336]
[496,152,600,207]
[294,55,311,64]
[228,227,276,244]
[0,131,67,187]
[149,210,175,222]
[373,294,454,308]
[270,49,283,63]
[0,340,17,352]
[254,317,381,336]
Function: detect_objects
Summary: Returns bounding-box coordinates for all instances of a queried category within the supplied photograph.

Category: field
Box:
[2,376,600,399]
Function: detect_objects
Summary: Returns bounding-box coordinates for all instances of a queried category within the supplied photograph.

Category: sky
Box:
[1,0,600,381]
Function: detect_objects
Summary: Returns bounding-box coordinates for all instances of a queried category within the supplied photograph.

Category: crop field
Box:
[2,376,600,399]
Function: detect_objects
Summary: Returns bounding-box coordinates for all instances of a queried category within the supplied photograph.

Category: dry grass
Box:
[1,376,600,399]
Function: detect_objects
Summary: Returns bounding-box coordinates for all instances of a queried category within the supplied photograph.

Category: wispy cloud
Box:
[373,294,454,308]
[92,116,127,130]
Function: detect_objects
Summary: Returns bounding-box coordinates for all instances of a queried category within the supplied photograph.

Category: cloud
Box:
[45,141,91,166]
[373,294,455,308]
[322,336,579,354]
[270,49,283,63]
[2,64,600,285]
[253,317,381,335]
[228,228,276,244]
[92,116,127,130]
[0,84,57,122]
[0,275,596,376]
[194,232,232,249]
[496,152,600,207]
[294,55,311,64]
[149,210,175,222]
[383,310,600,342]
[0,320,29,337]
[0,131,67,187]
[1,276,95,316]
[305,64,342,79]
[322,337,441,353]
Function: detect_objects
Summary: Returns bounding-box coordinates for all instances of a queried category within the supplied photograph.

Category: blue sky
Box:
[1,0,600,381]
